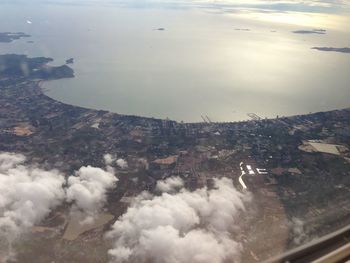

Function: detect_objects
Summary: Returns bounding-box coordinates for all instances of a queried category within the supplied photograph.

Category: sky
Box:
[58,0,350,13]
[3,0,350,15]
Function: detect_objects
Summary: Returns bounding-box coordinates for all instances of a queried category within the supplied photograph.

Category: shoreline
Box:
[39,79,350,126]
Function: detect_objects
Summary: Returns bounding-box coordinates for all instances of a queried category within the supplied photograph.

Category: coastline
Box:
[39,78,350,125]
[1,53,350,262]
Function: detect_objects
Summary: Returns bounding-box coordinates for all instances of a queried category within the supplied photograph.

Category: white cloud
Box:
[0,152,25,172]
[107,177,249,263]
[0,152,65,260]
[156,176,184,193]
[0,152,120,259]
[116,159,128,169]
[289,217,307,245]
[66,165,118,221]
[0,153,249,262]
[104,154,115,166]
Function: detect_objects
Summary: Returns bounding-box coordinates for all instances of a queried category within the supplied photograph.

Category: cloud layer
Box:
[0,152,66,259]
[0,152,118,259]
[155,176,184,193]
[107,177,249,263]
[66,165,118,222]
[116,159,128,169]
[0,153,249,262]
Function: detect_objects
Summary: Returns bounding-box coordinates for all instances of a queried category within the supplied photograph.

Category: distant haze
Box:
[0,0,349,122]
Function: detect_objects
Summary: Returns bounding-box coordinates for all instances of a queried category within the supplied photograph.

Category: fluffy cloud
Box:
[156,176,184,193]
[0,151,119,259]
[104,153,128,170]
[66,165,118,222]
[107,177,249,263]
[0,152,65,260]
[0,152,25,172]
[104,154,116,166]
[0,152,248,262]
[116,159,128,169]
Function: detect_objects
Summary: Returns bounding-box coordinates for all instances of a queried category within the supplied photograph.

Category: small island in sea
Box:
[66,58,74,64]
[0,32,31,43]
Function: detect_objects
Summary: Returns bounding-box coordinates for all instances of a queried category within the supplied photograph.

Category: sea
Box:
[1,0,350,122]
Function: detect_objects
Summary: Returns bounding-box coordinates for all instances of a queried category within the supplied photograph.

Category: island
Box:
[0,32,31,43]
[235,28,251,31]
[0,54,74,81]
[292,29,326,34]
[66,58,74,64]
[312,47,350,53]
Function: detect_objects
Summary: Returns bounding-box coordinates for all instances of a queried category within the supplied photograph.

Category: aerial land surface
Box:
[1,52,350,263]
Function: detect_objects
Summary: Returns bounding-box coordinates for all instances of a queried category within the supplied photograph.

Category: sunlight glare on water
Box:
[0,0,349,122]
